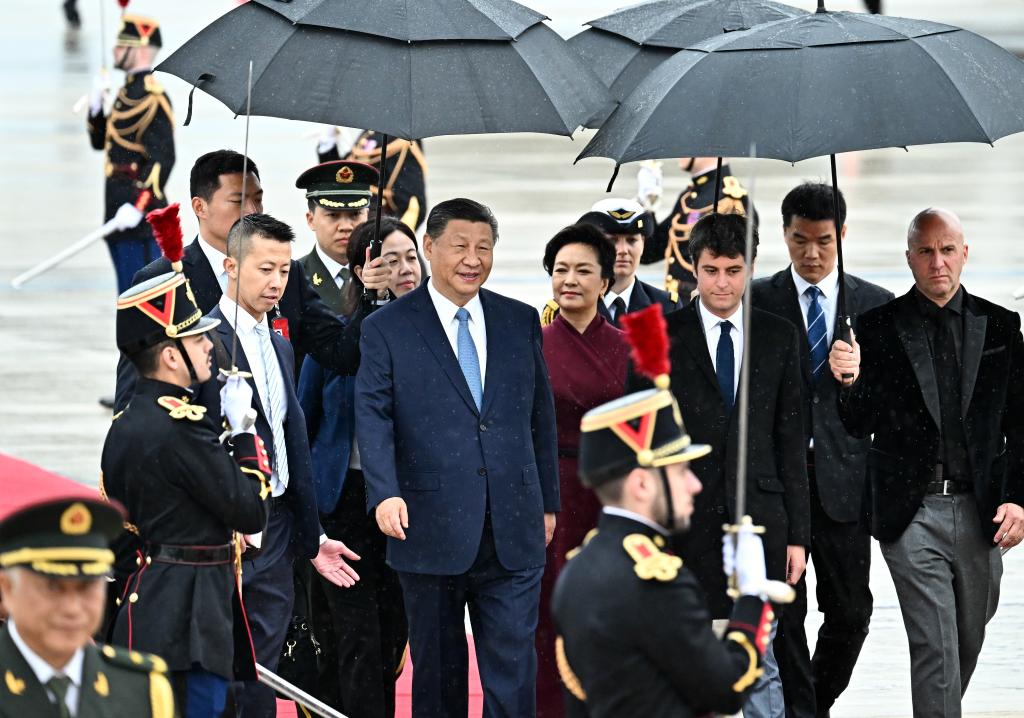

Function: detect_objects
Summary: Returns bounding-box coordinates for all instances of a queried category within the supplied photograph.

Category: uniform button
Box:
[716,506,726,515]
[813,396,820,405]
[479,423,487,432]
[478,468,487,477]
[716,416,726,426]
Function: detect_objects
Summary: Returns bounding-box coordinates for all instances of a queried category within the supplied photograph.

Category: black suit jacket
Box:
[598,278,683,327]
[628,301,810,617]
[752,268,894,522]
[838,288,1024,543]
[114,237,360,411]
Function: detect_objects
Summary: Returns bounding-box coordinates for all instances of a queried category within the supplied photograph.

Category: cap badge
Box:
[336,166,355,184]
[608,209,636,220]
[60,502,93,536]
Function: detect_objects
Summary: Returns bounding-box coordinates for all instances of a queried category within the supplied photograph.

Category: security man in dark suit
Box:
[752,183,894,718]
[0,496,175,717]
[100,218,273,716]
[319,130,428,231]
[642,157,756,301]
[552,308,779,717]
[830,208,1024,718]
[576,198,682,327]
[86,15,175,293]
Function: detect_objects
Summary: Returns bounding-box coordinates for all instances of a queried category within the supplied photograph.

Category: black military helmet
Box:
[116,272,219,355]
[117,14,162,48]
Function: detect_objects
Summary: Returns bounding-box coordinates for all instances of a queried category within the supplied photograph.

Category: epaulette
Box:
[157,395,206,421]
[540,299,560,327]
[622,533,682,582]
[143,74,164,95]
[721,176,748,200]
[98,644,168,674]
[565,528,598,561]
[99,644,175,718]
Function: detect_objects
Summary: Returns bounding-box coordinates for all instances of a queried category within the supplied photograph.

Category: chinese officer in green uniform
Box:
[0,496,176,717]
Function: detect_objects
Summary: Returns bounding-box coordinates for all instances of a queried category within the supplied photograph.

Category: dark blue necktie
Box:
[716,320,735,409]
[806,286,828,381]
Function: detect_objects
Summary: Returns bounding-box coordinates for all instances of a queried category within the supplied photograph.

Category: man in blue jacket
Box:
[356,198,559,717]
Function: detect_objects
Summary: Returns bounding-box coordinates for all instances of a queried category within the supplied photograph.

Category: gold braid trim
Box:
[726,631,764,692]
[149,670,176,718]
[555,637,586,701]
[540,300,560,327]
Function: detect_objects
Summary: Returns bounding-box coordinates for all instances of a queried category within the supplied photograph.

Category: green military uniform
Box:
[0,497,177,717]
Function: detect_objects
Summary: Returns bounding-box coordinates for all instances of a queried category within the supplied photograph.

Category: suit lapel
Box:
[479,291,503,419]
[677,303,720,393]
[184,238,222,313]
[628,281,653,313]
[408,287,479,415]
[0,628,61,718]
[893,293,941,428]
[75,647,114,717]
[774,269,812,381]
[302,250,344,316]
[213,308,267,422]
[960,296,987,416]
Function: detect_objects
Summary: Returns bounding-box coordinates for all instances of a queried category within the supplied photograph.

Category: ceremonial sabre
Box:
[11,218,120,288]
[255,664,349,718]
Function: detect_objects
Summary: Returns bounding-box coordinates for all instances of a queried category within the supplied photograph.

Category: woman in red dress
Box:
[535,224,632,717]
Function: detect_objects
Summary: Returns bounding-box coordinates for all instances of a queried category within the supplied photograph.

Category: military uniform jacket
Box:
[100,378,270,680]
[340,130,427,230]
[641,164,756,299]
[0,627,175,718]
[552,512,772,718]
[300,248,345,316]
[87,70,175,243]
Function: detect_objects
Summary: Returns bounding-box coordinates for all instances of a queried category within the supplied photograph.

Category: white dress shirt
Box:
[791,265,840,344]
[427,279,487,391]
[602,506,669,536]
[697,298,744,395]
[8,620,83,717]
[604,279,636,316]
[197,233,230,292]
[217,294,289,496]
[315,244,349,289]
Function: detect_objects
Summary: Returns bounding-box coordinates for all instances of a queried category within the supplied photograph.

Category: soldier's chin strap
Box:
[658,467,677,534]
[175,339,200,386]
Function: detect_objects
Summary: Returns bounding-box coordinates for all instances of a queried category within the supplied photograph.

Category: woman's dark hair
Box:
[340,216,421,317]
[542,223,615,282]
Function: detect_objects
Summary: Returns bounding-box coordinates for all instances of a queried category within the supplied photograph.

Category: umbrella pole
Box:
[831,154,855,382]
[364,133,390,304]
[712,156,723,213]
[227,60,255,372]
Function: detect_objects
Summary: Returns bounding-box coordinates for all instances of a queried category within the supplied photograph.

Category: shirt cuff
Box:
[319,533,328,546]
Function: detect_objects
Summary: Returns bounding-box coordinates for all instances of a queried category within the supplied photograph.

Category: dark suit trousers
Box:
[233,500,296,718]
[312,470,408,718]
[398,520,543,718]
[775,459,872,718]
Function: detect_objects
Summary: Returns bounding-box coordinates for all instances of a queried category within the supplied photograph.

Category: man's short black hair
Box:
[126,339,176,377]
[781,182,846,228]
[543,223,616,282]
[688,213,758,268]
[190,150,261,201]
[227,213,295,261]
[425,198,499,243]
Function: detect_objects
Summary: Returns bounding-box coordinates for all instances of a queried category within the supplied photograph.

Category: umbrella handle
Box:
[363,133,391,306]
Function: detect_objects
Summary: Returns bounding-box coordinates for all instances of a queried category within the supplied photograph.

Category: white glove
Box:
[220,375,256,436]
[722,523,768,598]
[316,125,339,156]
[89,72,111,115]
[111,203,144,231]
[635,160,664,212]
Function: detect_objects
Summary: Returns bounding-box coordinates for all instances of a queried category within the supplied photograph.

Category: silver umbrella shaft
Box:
[255,664,349,718]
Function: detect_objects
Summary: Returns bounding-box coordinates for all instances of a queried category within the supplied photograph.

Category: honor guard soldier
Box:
[100,206,272,716]
[296,160,379,315]
[87,14,175,293]
[0,496,176,717]
[552,305,778,718]
[320,130,427,231]
[641,157,756,301]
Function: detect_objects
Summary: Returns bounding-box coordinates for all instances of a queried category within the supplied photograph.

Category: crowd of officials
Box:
[1,12,1022,718]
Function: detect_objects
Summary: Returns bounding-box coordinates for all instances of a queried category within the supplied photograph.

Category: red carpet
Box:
[276,635,484,717]
[0,452,99,519]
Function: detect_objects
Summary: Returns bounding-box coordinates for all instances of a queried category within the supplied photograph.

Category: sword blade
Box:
[11,218,119,288]
[255,664,349,718]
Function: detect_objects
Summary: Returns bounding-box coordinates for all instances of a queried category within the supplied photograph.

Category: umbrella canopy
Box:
[251,0,547,41]
[578,10,1024,164]
[158,1,611,140]
[568,0,806,104]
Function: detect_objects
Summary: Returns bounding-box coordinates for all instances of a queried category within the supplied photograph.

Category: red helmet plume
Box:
[619,304,671,390]
[146,204,184,272]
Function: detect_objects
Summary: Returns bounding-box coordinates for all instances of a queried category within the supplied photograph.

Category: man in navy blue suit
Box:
[357,198,560,717]
[204,213,360,717]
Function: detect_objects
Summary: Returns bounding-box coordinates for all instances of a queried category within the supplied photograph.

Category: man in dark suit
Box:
[830,208,1024,718]
[577,198,682,326]
[629,212,809,718]
[112,149,363,411]
[356,198,559,717]
[752,183,894,718]
[205,213,361,717]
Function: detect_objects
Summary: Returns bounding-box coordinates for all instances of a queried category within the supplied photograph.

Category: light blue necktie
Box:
[806,286,828,381]
[455,307,483,410]
[255,323,289,492]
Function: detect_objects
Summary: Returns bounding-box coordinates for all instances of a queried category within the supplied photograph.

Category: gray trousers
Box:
[880,495,1002,718]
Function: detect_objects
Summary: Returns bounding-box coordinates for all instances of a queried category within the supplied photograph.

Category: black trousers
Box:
[312,469,408,718]
[775,459,873,718]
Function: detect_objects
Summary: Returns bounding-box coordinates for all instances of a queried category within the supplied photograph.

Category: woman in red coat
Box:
[535,224,632,717]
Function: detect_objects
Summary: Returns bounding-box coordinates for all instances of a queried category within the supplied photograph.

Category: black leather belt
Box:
[926,480,972,495]
[148,543,233,565]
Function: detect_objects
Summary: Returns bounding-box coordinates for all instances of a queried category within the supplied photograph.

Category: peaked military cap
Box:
[117,14,162,48]
[296,160,379,212]
[0,497,125,578]
[577,198,654,239]
[116,272,219,355]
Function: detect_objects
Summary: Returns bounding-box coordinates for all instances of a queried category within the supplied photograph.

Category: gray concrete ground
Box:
[2,1,1024,715]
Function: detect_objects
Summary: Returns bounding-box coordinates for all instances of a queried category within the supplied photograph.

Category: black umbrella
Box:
[578,3,1024,325]
[568,0,806,108]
